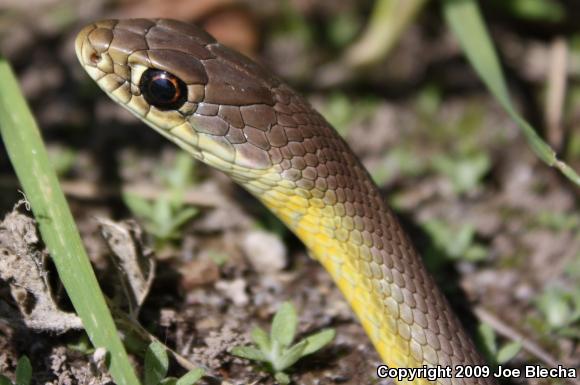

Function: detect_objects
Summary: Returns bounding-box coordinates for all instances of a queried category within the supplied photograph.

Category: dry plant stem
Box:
[545,37,568,150]
[109,305,218,377]
[344,0,429,68]
[315,0,429,87]
[474,308,580,385]
[473,307,560,368]
[98,218,155,319]
[98,219,219,378]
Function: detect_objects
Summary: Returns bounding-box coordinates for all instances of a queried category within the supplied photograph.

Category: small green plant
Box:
[318,92,378,137]
[67,335,95,354]
[143,341,204,385]
[478,324,522,365]
[421,219,488,270]
[0,356,32,385]
[326,11,362,49]
[206,249,229,266]
[123,153,199,248]
[47,145,77,176]
[531,211,580,231]
[231,302,335,384]
[534,286,580,338]
[431,152,491,194]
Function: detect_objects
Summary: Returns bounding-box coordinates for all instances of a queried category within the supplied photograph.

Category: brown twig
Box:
[545,37,568,151]
[473,307,560,368]
[475,308,580,385]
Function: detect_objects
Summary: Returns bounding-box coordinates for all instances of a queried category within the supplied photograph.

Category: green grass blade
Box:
[443,0,580,186]
[0,58,140,385]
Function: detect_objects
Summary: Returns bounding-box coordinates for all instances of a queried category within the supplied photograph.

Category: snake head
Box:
[75,18,291,175]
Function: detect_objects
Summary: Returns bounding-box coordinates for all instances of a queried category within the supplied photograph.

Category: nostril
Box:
[90,52,101,64]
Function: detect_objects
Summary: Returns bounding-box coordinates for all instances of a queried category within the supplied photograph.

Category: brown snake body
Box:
[75,19,497,385]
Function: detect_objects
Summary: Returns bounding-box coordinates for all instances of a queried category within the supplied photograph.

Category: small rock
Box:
[159,308,177,328]
[92,348,108,373]
[215,278,249,306]
[241,230,287,273]
[180,257,220,290]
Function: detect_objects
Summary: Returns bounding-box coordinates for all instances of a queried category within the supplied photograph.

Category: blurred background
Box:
[0,0,578,384]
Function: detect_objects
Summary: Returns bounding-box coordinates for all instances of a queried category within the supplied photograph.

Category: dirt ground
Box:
[0,1,578,384]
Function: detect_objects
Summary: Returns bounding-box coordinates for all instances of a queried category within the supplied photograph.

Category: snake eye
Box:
[139,69,187,110]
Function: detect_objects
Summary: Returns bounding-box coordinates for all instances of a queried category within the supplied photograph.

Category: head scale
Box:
[75,18,287,180]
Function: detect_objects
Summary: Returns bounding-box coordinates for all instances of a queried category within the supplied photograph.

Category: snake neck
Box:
[243,167,491,385]
[246,172,426,368]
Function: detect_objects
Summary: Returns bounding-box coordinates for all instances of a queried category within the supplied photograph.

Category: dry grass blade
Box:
[344,0,429,68]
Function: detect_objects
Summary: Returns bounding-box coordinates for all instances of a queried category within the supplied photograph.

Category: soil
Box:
[0,1,578,384]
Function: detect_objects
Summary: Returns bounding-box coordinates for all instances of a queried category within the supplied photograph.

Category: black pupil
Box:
[140,69,187,110]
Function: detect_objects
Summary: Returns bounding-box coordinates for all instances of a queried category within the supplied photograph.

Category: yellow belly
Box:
[257,180,432,385]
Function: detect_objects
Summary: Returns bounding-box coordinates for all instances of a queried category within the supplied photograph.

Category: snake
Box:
[75,18,498,385]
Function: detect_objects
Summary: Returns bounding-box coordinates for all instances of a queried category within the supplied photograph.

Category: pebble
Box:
[241,230,287,273]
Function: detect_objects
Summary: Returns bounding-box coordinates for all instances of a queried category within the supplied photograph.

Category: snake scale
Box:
[75,19,497,385]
